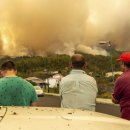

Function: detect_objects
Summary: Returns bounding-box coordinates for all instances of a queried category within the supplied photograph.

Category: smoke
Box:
[76,45,108,56]
[86,0,130,50]
[0,0,88,56]
[0,0,130,56]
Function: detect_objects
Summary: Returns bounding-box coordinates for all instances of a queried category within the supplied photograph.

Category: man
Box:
[0,60,38,106]
[60,54,98,111]
[112,52,130,120]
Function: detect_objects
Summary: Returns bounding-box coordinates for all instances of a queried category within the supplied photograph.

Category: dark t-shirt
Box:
[113,70,130,119]
[0,76,38,106]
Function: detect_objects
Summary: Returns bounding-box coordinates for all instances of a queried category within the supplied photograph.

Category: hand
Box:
[112,95,119,104]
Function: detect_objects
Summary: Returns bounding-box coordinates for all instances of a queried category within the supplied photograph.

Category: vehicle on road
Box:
[0,107,130,130]
[33,86,44,97]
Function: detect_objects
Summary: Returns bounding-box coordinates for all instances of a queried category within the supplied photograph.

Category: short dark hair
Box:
[124,62,130,68]
[71,54,86,69]
[1,60,16,71]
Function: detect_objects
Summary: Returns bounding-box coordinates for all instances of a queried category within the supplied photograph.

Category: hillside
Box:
[0,50,123,98]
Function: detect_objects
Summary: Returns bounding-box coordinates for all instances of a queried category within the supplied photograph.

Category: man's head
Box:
[117,52,130,71]
[1,60,17,76]
[70,54,86,69]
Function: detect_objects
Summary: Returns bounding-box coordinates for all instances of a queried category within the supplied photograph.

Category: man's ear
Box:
[1,70,6,76]
[14,70,17,74]
[83,62,87,69]
[69,62,73,68]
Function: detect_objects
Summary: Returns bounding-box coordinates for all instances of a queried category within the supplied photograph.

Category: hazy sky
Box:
[0,0,130,56]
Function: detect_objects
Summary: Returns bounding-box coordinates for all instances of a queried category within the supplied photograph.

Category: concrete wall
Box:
[96,98,120,117]
[43,93,121,117]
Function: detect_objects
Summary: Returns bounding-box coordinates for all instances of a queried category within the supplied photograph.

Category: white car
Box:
[0,107,130,130]
[33,86,44,97]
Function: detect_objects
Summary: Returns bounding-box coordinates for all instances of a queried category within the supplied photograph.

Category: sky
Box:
[0,0,130,56]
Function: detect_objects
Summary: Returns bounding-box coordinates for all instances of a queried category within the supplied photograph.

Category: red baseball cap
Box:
[117,52,130,62]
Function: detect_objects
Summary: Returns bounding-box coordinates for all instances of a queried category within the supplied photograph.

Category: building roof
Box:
[26,77,45,84]
[26,77,39,81]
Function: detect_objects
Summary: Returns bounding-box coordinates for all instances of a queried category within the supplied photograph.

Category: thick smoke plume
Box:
[0,0,130,56]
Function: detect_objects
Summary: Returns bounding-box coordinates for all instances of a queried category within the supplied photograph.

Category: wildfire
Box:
[0,25,16,55]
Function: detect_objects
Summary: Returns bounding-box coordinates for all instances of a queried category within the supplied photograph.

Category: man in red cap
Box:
[112,52,130,120]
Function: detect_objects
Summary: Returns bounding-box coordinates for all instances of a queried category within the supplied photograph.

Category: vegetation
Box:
[0,50,123,98]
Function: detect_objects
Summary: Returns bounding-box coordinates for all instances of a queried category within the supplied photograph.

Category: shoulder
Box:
[115,73,126,82]
[81,73,97,84]
[61,73,96,84]
[0,77,13,83]
[86,74,96,81]
[61,75,70,80]
[60,74,73,83]
[0,78,7,85]
[16,77,33,87]
[0,77,5,81]
[115,74,127,86]
[17,77,29,83]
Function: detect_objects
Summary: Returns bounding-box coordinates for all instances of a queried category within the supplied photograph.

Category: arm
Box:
[112,95,119,104]
[26,80,38,107]
[59,81,63,101]
[31,101,38,107]
[30,86,38,107]
[112,78,124,104]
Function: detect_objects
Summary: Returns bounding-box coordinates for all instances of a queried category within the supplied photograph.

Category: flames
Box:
[0,25,16,55]
[0,0,130,56]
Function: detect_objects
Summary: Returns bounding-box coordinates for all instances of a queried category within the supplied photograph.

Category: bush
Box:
[44,87,59,94]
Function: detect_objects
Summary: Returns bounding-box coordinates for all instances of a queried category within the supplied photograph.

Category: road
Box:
[37,94,60,107]
[37,94,120,117]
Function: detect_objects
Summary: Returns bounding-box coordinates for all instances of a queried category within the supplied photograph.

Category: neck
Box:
[73,68,82,70]
[5,74,16,77]
[124,67,130,72]
[3,70,17,77]
[72,66,84,70]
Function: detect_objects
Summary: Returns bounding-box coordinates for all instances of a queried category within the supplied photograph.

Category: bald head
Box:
[71,54,86,69]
